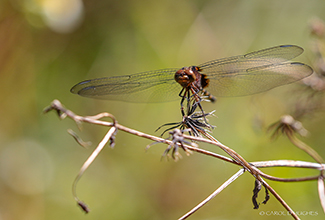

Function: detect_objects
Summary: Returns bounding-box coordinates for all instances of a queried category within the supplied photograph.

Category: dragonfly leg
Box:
[179,88,192,117]
[189,87,210,125]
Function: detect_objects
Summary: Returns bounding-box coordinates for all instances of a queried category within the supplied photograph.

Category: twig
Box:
[73,126,117,209]
[178,169,245,220]
[258,178,300,220]
[318,175,325,213]
[67,129,91,148]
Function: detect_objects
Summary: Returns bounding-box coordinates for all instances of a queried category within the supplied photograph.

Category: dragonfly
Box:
[71,45,313,103]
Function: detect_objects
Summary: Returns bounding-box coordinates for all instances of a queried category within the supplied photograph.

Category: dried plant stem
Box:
[72,126,117,203]
[318,176,325,213]
[258,178,300,220]
[252,160,324,169]
[287,132,324,164]
[44,100,325,219]
[180,134,300,219]
[179,169,245,220]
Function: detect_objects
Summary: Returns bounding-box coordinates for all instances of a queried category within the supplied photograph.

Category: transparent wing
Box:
[71,45,313,102]
[198,45,313,96]
[205,62,313,96]
[70,68,182,102]
[199,45,304,70]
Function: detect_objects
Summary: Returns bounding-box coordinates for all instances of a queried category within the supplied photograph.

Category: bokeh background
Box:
[1,0,325,219]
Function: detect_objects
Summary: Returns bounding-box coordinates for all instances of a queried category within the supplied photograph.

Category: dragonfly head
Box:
[174,67,196,88]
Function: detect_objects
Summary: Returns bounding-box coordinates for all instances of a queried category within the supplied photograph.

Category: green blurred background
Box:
[1,0,325,219]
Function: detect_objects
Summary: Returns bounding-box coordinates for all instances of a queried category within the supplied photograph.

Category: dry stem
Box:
[44,100,325,220]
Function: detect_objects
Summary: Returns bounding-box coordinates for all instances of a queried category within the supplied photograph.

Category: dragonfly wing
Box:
[71,45,311,101]
[71,68,182,103]
[205,62,313,97]
[199,45,304,71]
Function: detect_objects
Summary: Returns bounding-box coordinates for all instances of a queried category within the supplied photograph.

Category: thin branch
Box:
[287,133,324,164]
[67,129,91,148]
[73,126,117,207]
[178,169,245,220]
[252,160,325,169]
[268,115,324,164]
[318,175,325,213]
[258,178,300,220]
